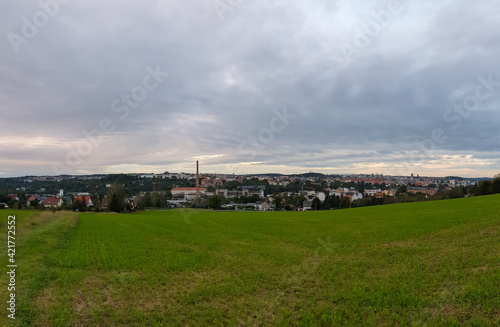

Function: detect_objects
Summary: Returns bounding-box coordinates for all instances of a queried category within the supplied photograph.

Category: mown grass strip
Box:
[0,211,79,327]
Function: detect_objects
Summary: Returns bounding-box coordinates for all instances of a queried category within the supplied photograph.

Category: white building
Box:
[171,187,207,200]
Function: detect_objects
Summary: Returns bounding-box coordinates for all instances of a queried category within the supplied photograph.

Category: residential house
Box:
[347,191,363,202]
[201,178,225,187]
[126,197,137,208]
[365,189,393,197]
[298,190,310,197]
[213,189,242,198]
[74,195,94,207]
[232,203,257,211]
[364,189,382,197]
[224,176,239,182]
[334,188,363,203]
[27,194,45,206]
[255,201,270,211]
[43,197,63,208]
[407,187,438,196]
[302,201,312,211]
[214,189,229,198]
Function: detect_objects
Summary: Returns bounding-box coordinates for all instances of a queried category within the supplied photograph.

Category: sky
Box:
[1,0,499,178]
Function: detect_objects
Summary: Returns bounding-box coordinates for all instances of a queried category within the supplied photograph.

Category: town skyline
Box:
[1,170,494,181]
[2,167,495,213]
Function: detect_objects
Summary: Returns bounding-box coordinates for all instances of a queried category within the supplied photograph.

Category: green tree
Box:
[142,193,153,207]
[321,195,340,210]
[107,182,126,213]
[30,198,40,209]
[339,196,351,209]
[330,181,341,190]
[311,197,321,210]
[71,198,86,212]
[383,197,396,205]
[160,191,171,207]
[477,180,492,196]
[396,185,408,197]
[274,195,284,211]
[294,195,306,208]
[109,194,122,213]
[207,195,222,210]
[449,186,464,199]
[492,174,500,194]
[398,193,410,203]
[222,181,240,190]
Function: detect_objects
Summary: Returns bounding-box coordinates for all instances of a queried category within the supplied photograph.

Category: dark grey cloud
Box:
[1,0,499,177]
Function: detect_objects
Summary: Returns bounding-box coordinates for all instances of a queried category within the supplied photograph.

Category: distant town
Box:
[0,170,497,212]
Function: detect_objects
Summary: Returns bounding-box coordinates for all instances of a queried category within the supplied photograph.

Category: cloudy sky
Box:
[1,0,499,178]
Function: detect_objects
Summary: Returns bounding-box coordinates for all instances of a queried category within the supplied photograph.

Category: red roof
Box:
[74,195,92,206]
[28,195,38,201]
[44,197,61,206]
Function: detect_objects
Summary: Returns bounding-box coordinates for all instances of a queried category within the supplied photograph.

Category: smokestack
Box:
[196,161,199,200]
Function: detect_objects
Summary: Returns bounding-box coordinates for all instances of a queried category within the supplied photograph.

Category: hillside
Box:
[1,195,499,326]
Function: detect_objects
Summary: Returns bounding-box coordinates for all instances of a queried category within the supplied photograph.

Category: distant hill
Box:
[244,173,285,178]
[294,172,326,178]
[444,176,492,181]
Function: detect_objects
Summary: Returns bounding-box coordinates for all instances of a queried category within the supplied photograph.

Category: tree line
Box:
[2,175,499,212]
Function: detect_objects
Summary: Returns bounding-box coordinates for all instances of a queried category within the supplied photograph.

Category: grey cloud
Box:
[1,0,499,177]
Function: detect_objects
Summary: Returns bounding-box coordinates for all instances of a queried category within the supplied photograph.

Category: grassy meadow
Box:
[0,195,499,326]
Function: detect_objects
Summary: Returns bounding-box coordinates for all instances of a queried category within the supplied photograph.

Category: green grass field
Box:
[1,195,499,326]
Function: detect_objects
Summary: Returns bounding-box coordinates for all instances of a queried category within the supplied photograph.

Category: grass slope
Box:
[1,195,499,326]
